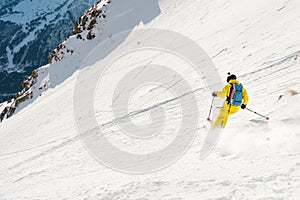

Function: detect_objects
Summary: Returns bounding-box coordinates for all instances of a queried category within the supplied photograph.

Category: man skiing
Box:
[212,73,248,128]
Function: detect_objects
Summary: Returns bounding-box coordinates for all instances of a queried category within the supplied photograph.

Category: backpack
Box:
[227,83,243,106]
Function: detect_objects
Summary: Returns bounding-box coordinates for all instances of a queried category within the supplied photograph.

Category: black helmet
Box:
[227,73,237,83]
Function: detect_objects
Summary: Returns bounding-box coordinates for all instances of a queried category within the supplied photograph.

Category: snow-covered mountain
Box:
[0,0,300,199]
[0,0,99,102]
[0,0,160,122]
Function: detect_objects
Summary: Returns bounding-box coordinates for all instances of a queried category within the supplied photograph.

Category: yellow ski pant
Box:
[213,102,240,128]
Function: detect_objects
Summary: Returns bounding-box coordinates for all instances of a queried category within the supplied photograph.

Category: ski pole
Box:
[207,97,215,121]
[246,108,269,120]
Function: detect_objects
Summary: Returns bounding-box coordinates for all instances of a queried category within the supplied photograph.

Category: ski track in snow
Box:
[1,0,300,199]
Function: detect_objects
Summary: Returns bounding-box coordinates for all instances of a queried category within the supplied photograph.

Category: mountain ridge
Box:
[0,0,99,102]
[0,0,161,122]
[0,0,110,121]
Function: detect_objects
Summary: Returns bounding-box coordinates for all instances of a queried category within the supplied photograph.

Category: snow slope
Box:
[0,0,300,199]
[0,0,161,121]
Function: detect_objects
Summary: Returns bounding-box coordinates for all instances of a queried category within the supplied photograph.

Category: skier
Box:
[212,73,248,128]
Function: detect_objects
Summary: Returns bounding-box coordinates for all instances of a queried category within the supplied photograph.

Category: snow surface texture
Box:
[0,0,300,199]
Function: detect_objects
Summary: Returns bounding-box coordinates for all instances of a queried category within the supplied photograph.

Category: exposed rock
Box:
[0,0,100,100]
[0,0,112,122]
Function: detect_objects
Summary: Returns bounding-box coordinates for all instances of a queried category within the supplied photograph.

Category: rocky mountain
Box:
[0,0,98,102]
[0,0,160,121]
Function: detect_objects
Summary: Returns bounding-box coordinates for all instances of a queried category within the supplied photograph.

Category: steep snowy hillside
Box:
[0,0,300,199]
[0,0,99,102]
[0,0,160,121]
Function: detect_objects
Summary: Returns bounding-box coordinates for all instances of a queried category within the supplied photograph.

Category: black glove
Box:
[212,92,217,97]
[241,104,246,109]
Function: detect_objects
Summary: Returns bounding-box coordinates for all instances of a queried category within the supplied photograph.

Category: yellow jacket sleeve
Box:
[216,85,230,98]
[242,88,249,105]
